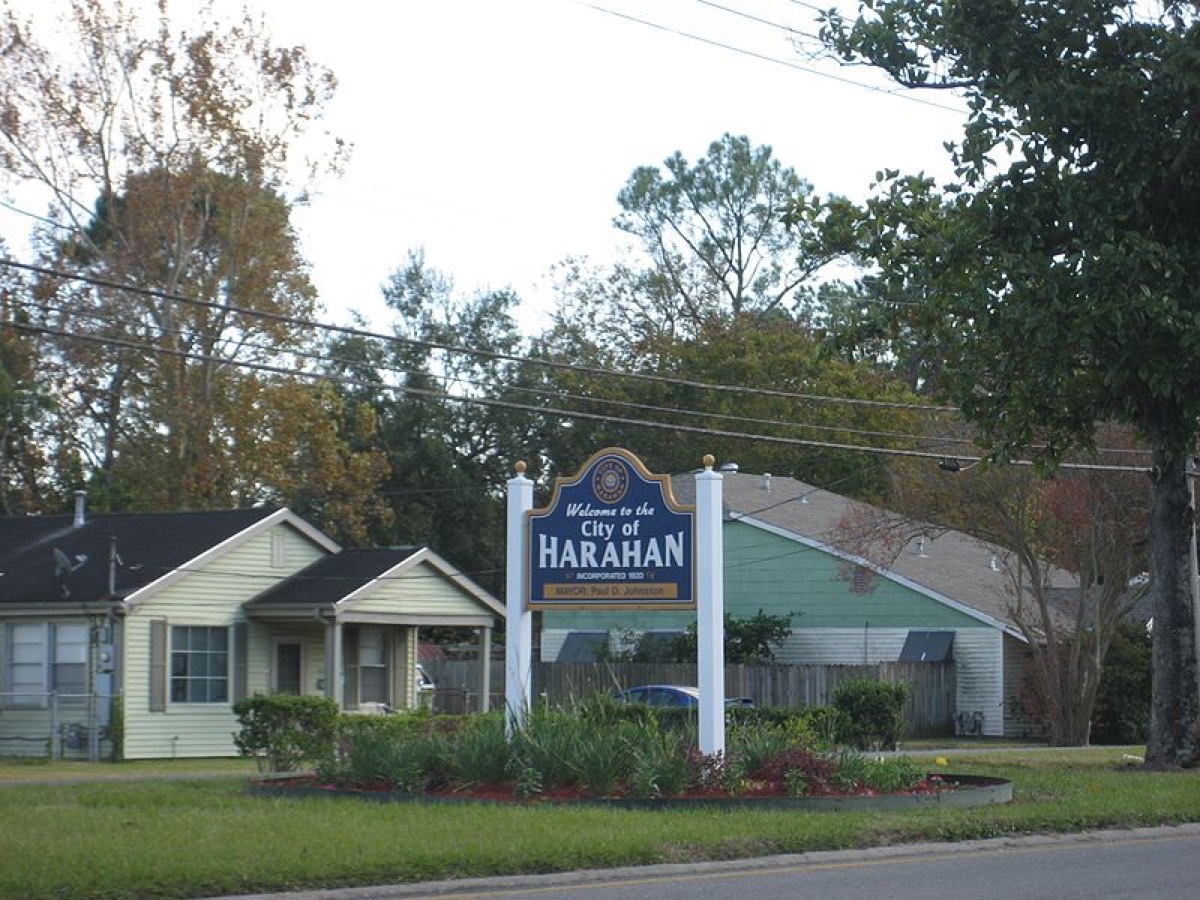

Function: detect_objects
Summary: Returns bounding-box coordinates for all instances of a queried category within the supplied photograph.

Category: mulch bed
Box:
[250,773,1012,810]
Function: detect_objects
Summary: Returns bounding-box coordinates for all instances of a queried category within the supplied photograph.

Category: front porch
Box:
[243,546,503,714]
[246,615,493,714]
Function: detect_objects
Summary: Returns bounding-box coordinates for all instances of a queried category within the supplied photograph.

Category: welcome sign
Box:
[526,448,695,609]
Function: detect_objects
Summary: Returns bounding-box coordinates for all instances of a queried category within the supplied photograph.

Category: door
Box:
[273,639,304,695]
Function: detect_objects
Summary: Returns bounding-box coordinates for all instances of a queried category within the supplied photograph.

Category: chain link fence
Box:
[0,693,117,761]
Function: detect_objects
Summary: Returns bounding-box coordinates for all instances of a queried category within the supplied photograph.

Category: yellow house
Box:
[0,501,502,759]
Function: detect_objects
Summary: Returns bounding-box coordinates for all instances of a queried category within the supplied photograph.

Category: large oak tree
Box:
[819,0,1200,765]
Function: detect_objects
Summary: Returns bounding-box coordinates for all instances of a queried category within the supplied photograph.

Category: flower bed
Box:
[242,705,1014,811]
[249,771,1012,811]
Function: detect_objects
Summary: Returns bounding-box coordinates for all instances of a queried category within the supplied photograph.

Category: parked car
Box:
[614,684,754,708]
[416,663,436,693]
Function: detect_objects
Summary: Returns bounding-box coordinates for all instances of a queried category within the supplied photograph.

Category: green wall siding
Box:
[543,520,983,635]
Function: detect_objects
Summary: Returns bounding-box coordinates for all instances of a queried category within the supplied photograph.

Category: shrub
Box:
[793,705,844,750]
[334,727,452,792]
[728,722,793,779]
[749,745,837,795]
[862,755,923,793]
[832,678,910,750]
[233,694,340,773]
[508,708,589,792]
[1092,620,1152,745]
[626,723,692,798]
[451,712,510,787]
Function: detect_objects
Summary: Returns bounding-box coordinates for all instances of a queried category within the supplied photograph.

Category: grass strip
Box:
[0,747,1195,899]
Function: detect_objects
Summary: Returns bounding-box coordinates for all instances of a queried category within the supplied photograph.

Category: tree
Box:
[831,461,1149,745]
[323,251,543,593]
[818,0,1200,766]
[534,311,927,501]
[0,253,55,512]
[611,610,794,664]
[1092,619,1153,745]
[0,0,352,510]
[554,134,842,357]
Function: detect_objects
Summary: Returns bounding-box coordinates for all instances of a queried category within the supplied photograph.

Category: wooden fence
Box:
[422,660,956,737]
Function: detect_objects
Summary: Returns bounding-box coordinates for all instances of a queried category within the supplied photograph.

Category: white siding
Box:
[122,524,330,759]
[778,628,910,665]
[953,629,1005,737]
[1002,634,1043,739]
[541,630,569,663]
[349,562,490,618]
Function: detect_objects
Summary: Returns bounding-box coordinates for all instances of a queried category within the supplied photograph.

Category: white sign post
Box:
[695,454,725,756]
[505,461,533,734]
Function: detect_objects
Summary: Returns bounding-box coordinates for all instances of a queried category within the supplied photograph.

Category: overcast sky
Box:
[2,0,968,334]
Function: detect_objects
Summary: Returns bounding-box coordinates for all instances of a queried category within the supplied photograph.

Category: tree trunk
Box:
[1144,431,1200,767]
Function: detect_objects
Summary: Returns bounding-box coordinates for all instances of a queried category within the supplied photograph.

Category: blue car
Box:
[614,685,754,708]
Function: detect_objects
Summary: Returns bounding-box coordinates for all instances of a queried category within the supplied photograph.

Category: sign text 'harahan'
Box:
[526,448,695,609]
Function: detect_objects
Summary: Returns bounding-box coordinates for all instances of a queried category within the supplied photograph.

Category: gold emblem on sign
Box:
[592,458,629,504]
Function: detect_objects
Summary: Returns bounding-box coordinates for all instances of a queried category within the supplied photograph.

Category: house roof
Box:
[672,470,1079,637]
[244,545,506,621]
[0,507,282,606]
[246,547,423,607]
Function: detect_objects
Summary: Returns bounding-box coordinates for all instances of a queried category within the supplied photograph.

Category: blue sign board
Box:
[526,448,695,609]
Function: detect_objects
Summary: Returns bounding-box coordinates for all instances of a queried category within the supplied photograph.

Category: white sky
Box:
[2,0,967,334]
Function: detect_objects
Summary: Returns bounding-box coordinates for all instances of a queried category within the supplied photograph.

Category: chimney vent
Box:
[719,462,739,473]
[762,473,771,492]
[73,490,86,528]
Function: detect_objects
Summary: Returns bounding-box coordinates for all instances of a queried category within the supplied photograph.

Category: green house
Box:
[542,469,1058,738]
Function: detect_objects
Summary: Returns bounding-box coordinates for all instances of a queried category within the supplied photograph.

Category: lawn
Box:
[0,756,259,783]
[0,746,1197,899]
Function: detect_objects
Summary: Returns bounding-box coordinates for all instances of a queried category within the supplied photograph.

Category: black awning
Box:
[899,630,955,662]
[556,631,609,663]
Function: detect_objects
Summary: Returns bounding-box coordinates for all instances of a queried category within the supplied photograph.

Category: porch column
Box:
[324,619,344,709]
[480,625,492,713]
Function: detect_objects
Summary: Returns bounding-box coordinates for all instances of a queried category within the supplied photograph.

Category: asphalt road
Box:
[213,824,1200,900]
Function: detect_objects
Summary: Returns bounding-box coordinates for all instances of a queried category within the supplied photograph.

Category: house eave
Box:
[0,601,122,617]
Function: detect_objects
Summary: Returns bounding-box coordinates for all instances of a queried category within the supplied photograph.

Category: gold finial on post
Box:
[515,460,527,475]
[702,454,715,470]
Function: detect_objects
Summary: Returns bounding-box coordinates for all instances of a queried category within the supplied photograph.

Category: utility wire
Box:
[10,292,1150,461]
[8,294,980,451]
[2,260,1152,458]
[5,318,1150,473]
[0,256,960,413]
[572,1,963,114]
[697,0,820,42]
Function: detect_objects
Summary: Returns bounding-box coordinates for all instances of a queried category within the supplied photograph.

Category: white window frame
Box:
[169,625,230,705]
[357,625,389,706]
[3,621,89,707]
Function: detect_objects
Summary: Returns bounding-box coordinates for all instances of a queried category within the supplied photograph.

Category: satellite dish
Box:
[52,548,88,577]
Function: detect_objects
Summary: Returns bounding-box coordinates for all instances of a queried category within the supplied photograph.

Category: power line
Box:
[572,1,963,114]
[9,293,977,452]
[0,256,960,413]
[4,261,1153,462]
[697,0,821,43]
[5,318,1150,474]
[9,291,1150,463]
